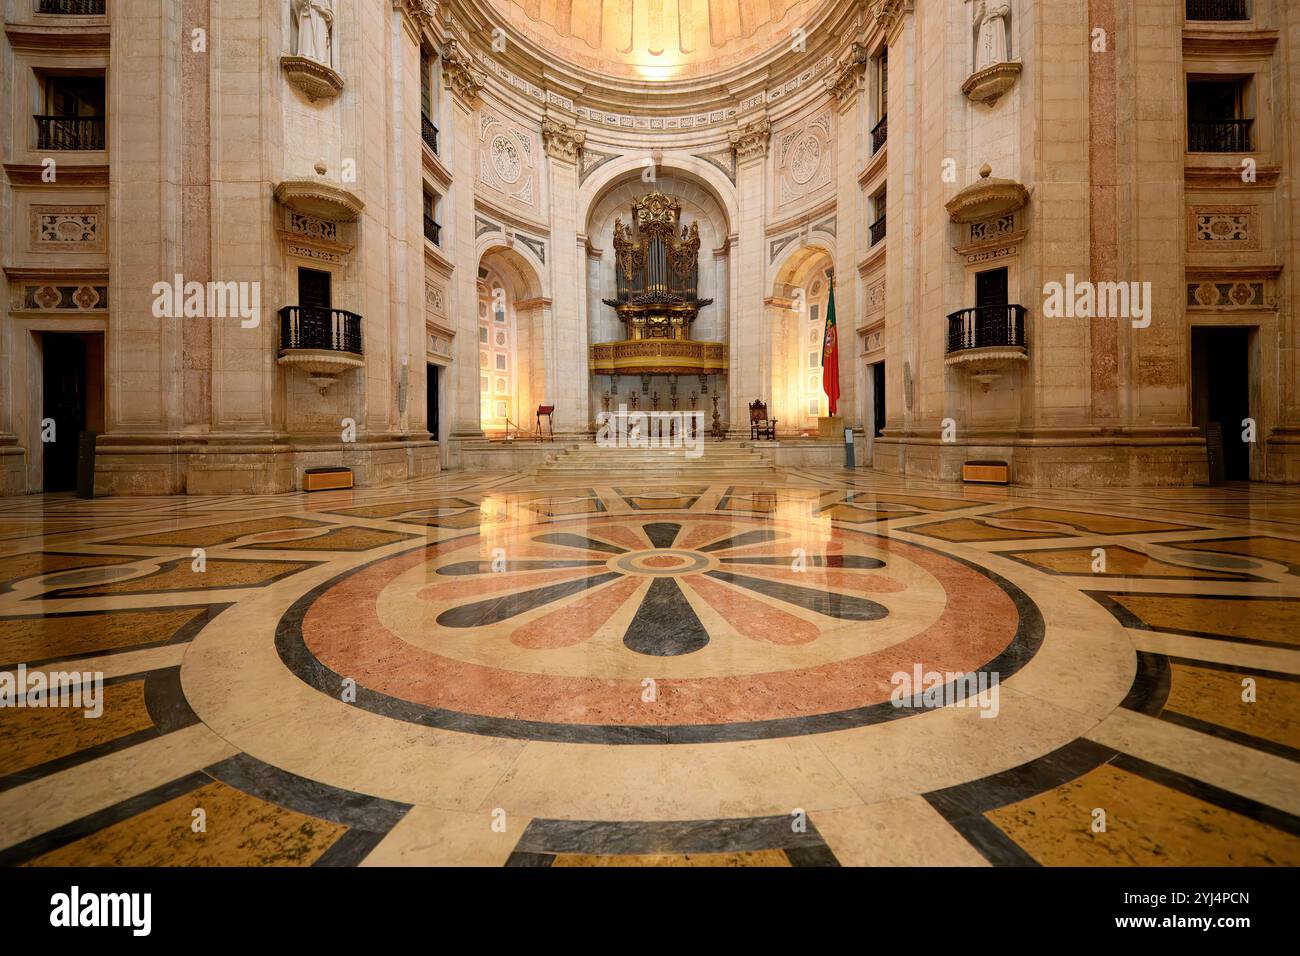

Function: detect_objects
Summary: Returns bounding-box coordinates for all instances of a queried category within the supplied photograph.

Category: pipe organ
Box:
[590,193,726,377]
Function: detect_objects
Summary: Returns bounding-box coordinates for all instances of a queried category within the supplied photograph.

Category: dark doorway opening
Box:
[298,267,331,309]
[976,267,1009,309]
[1191,326,1252,481]
[41,332,104,492]
[426,363,440,441]
[871,360,886,438]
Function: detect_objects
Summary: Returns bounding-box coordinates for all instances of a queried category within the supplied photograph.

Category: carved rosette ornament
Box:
[441,40,485,107]
[824,42,868,108]
[728,117,771,163]
[541,116,586,164]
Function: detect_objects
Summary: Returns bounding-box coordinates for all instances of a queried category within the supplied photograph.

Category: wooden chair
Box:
[749,400,777,440]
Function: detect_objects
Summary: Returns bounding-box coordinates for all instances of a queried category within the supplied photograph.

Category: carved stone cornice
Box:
[944,165,1028,224]
[280,55,344,102]
[873,0,913,34]
[824,42,868,108]
[441,39,485,107]
[541,116,586,164]
[728,117,771,163]
[393,0,438,35]
[273,180,365,222]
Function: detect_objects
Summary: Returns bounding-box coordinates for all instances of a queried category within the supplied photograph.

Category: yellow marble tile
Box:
[105,516,325,547]
[0,607,210,664]
[986,764,1300,866]
[551,850,791,866]
[1165,664,1300,751]
[0,680,152,777]
[1108,594,1300,646]
[24,780,348,866]
[1005,546,1238,579]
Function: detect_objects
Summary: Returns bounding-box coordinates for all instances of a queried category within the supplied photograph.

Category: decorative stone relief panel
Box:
[1189,205,1258,251]
[22,284,108,310]
[425,277,447,320]
[969,214,1016,243]
[864,276,885,319]
[1187,281,1271,309]
[32,205,105,253]
[775,109,833,209]
[478,108,538,210]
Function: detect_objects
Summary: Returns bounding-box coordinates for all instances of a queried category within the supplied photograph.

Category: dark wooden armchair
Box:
[749,400,777,440]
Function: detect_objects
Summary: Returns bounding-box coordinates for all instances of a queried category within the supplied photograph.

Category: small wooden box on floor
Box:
[303,467,353,492]
[962,460,1009,484]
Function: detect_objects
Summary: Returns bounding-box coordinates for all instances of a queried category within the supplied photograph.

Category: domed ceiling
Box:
[492,0,821,81]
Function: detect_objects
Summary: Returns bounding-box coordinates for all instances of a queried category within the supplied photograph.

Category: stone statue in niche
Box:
[973,0,1011,71]
[295,0,334,66]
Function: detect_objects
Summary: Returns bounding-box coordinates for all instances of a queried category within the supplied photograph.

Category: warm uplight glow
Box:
[495,0,816,81]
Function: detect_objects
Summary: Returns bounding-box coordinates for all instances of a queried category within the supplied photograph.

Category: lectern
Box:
[536,404,555,441]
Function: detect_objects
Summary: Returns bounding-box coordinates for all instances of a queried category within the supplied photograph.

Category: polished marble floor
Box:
[1,465,1298,866]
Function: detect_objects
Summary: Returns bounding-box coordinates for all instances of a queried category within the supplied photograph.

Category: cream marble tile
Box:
[814,798,990,867]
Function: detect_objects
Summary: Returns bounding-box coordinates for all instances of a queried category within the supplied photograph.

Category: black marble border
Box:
[505,814,839,866]
[923,738,1118,867]
[273,518,1046,744]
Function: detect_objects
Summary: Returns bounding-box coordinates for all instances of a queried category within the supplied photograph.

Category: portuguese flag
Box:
[821,274,840,416]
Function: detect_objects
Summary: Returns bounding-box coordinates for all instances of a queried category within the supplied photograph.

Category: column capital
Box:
[728,117,771,163]
[441,39,484,108]
[392,0,438,38]
[872,0,913,38]
[542,115,586,164]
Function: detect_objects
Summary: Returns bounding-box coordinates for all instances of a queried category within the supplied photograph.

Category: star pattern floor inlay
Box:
[1,467,1298,867]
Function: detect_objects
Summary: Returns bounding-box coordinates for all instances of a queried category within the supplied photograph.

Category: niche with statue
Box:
[281,0,344,101]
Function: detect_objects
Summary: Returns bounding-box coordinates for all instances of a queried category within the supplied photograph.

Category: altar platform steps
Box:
[533,442,774,477]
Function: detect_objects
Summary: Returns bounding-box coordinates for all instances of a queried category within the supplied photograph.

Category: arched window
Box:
[804,277,830,421]
[478,276,515,432]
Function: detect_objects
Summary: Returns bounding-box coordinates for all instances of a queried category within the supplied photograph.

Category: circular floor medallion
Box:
[277,513,1043,744]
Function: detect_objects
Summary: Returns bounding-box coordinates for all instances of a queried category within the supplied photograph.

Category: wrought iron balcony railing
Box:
[38,0,106,13]
[871,114,888,155]
[421,113,439,155]
[35,115,105,150]
[1186,0,1249,21]
[1188,118,1253,152]
[869,214,887,246]
[423,214,441,246]
[278,306,364,355]
[946,304,1027,355]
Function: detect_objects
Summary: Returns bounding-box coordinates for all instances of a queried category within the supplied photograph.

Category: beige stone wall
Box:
[4,0,1296,492]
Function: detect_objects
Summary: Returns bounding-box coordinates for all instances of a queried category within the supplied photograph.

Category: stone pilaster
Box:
[728,117,770,432]
[443,39,484,441]
[542,115,587,433]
